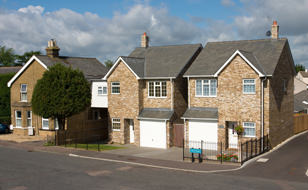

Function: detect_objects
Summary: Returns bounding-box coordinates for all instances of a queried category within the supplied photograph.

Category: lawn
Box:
[44,142,124,151]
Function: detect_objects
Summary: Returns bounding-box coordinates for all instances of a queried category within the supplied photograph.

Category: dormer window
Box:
[20,84,27,101]
[148,81,167,98]
[195,79,217,97]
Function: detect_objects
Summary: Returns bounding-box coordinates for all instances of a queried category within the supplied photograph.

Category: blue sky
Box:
[0,0,307,66]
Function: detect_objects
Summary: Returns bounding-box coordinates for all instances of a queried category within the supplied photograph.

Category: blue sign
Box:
[190,148,202,154]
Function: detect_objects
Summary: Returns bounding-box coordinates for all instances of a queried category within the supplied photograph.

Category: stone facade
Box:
[187,48,294,147]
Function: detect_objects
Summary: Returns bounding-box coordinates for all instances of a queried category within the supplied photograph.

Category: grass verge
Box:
[44,142,124,151]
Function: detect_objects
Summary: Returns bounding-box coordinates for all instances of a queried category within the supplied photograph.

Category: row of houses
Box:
[7,21,295,149]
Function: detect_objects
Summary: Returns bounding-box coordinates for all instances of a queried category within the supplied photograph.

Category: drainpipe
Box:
[261,77,267,151]
[187,77,190,109]
[170,78,174,110]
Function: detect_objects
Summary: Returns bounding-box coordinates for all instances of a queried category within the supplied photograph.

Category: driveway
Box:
[228,131,308,183]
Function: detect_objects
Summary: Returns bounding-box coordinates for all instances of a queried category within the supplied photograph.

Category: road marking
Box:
[306,169,308,177]
[69,153,241,174]
[256,158,269,163]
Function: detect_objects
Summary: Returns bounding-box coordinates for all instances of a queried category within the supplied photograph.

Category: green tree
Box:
[16,51,41,66]
[0,73,14,124]
[31,63,91,130]
[295,64,306,73]
[104,59,114,69]
[0,46,16,66]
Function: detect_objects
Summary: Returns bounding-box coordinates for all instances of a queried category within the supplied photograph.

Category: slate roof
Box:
[184,38,288,76]
[294,90,308,112]
[182,107,218,119]
[138,108,174,120]
[298,71,308,78]
[125,44,202,78]
[36,55,108,79]
[0,66,22,74]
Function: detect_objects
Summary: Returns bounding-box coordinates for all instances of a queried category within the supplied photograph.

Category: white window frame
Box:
[195,79,217,97]
[98,86,103,95]
[148,81,167,98]
[15,110,22,128]
[20,84,27,102]
[27,111,32,128]
[54,118,59,130]
[243,79,256,94]
[102,86,107,95]
[111,82,120,94]
[42,117,49,130]
[243,122,256,137]
[112,118,121,131]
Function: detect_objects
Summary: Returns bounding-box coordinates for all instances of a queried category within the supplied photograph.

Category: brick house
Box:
[104,33,202,148]
[182,21,295,148]
[7,39,109,138]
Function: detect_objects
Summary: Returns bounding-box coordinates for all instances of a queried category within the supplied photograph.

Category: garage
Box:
[188,120,218,150]
[140,120,167,149]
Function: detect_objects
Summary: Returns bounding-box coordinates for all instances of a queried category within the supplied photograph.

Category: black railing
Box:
[240,135,270,163]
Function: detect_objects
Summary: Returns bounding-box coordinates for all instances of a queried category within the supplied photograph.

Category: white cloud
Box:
[18,5,44,14]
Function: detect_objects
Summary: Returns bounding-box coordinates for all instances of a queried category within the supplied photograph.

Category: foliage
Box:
[0,73,14,123]
[0,46,16,66]
[104,59,114,69]
[216,153,238,161]
[295,64,305,73]
[235,125,244,135]
[16,51,41,66]
[32,63,91,130]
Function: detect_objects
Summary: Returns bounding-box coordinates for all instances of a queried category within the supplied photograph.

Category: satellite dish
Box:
[266,30,271,37]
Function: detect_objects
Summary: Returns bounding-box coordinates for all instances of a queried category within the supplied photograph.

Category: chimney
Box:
[271,20,279,39]
[141,32,149,48]
[46,39,60,58]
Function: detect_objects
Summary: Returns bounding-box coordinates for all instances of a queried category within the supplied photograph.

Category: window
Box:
[111,82,120,94]
[195,79,217,97]
[42,118,49,130]
[54,118,59,130]
[20,84,27,101]
[15,111,22,128]
[27,111,32,127]
[283,79,287,93]
[148,81,167,97]
[243,79,256,94]
[98,86,107,95]
[112,118,121,131]
[243,122,256,137]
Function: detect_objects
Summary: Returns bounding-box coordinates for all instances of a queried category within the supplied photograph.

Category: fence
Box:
[183,135,270,164]
[240,135,270,163]
[294,114,308,134]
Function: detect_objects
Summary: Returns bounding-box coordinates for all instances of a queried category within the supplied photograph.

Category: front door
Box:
[227,121,238,149]
[130,120,134,143]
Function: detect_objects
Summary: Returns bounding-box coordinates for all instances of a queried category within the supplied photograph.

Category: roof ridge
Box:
[121,56,145,59]
[135,43,202,48]
[207,38,287,44]
[37,55,98,59]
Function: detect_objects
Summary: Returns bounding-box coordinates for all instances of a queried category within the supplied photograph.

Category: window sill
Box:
[112,129,121,132]
[111,93,120,95]
[243,92,256,95]
[147,96,167,99]
[242,135,256,138]
[195,95,217,98]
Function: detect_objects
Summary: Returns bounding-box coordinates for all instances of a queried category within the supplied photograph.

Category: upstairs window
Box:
[195,79,217,97]
[243,79,256,94]
[111,82,120,94]
[112,118,121,131]
[20,84,27,101]
[98,86,108,95]
[148,81,167,98]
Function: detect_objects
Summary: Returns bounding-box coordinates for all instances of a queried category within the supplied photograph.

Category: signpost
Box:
[190,148,203,163]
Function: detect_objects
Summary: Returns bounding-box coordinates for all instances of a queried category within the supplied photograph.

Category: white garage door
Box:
[189,120,218,150]
[140,120,166,149]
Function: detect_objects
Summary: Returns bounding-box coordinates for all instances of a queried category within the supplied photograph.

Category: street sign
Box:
[190,148,202,154]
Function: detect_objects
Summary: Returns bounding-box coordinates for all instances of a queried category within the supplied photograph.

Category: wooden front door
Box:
[173,124,184,147]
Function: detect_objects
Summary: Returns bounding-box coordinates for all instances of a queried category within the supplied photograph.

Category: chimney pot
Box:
[46,39,60,58]
[271,20,279,39]
[141,32,149,48]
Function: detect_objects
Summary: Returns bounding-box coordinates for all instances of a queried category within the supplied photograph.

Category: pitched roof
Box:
[125,44,202,78]
[36,55,108,79]
[0,66,22,74]
[138,108,174,120]
[182,107,218,120]
[298,71,308,78]
[185,38,288,76]
[294,90,308,112]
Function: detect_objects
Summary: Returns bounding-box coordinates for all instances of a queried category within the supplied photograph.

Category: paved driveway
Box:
[228,131,308,183]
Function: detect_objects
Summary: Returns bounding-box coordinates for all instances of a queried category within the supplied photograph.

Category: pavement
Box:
[0,132,46,142]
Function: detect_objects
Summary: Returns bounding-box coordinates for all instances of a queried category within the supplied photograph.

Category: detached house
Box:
[7,39,109,138]
[182,21,295,147]
[104,33,202,148]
